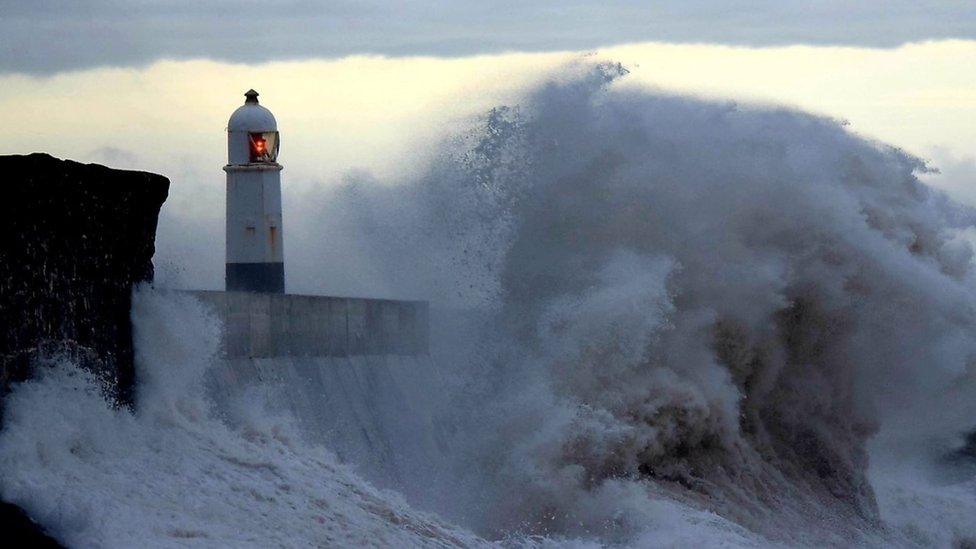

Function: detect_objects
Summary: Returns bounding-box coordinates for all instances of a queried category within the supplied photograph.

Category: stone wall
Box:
[207,354,446,493]
[190,291,429,357]
[0,153,169,407]
[0,153,169,546]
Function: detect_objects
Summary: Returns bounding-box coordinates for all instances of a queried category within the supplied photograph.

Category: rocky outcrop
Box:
[0,502,63,548]
[0,153,169,408]
[0,153,169,544]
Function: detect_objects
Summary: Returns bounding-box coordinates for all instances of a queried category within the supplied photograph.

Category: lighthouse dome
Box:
[228,89,277,132]
[226,89,280,165]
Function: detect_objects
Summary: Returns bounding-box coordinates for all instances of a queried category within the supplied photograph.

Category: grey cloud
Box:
[1,0,974,74]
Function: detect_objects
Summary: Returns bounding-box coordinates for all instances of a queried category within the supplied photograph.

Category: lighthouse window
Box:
[248,131,279,163]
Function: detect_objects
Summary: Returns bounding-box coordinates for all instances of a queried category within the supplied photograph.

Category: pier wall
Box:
[189,291,428,358]
[188,290,442,492]
[207,354,447,491]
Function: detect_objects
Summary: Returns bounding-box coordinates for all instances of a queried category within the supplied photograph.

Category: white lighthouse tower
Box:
[224,89,284,293]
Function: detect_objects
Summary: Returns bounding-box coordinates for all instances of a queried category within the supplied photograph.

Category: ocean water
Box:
[0,291,488,547]
[2,61,976,547]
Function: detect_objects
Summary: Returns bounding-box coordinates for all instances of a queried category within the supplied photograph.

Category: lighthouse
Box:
[192,89,429,359]
[224,89,284,293]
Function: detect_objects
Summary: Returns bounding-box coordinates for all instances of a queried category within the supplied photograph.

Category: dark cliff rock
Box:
[0,501,63,548]
[0,153,169,407]
[0,153,169,546]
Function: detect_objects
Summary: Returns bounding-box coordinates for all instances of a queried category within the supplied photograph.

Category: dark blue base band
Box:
[226,262,284,293]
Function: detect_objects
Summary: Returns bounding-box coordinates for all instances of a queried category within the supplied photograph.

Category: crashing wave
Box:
[302,61,976,546]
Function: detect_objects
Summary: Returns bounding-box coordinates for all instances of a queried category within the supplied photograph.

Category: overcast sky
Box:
[3,1,976,74]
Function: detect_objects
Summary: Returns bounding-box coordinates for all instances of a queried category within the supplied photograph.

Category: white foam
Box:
[283,61,976,545]
[0,290,485,548]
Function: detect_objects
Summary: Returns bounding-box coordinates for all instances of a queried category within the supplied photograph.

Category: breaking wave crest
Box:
[302,62,976,546]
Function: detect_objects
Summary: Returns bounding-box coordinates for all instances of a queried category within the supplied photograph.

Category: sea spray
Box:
[0,289,485,548]
[288,61,976,545]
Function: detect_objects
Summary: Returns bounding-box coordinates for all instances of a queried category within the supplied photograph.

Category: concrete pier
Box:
[190,290,443,491]
[207,354,447,491]
[191,291,428,358]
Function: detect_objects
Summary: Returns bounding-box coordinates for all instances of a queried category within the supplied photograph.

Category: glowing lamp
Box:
[249,131,278,162]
